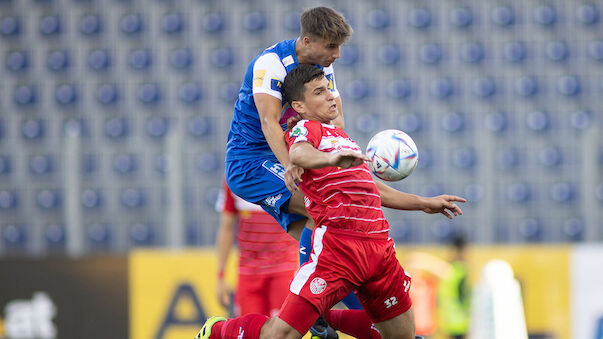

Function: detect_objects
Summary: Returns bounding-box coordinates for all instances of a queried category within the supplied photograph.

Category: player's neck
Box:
[295,37,312,65]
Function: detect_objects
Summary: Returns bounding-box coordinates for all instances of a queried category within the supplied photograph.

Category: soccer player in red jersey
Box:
[196,65,465,339]
[215,180,299,317]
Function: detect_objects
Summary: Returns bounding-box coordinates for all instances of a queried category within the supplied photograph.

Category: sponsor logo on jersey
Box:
[270,79,282,91]
[262,161,286,180]
[310,277,327,295]
[263,194,282,209]
[290,125,308,138]
[283,55,294,67]
[325,73,334,91]
[253,70,266,88]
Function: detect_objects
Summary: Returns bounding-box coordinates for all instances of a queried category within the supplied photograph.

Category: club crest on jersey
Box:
[290,125,308,138]
[310,277,327,295]
[270,79,282,91]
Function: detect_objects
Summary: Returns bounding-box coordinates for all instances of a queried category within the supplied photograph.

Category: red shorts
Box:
[280,226,412,331]
[236,270,296,317]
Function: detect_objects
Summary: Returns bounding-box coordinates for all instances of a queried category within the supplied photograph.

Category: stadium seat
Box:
[519,218,543,242]
[179,82,202,104]
[81,188,103,209]
[0,155,12,175]
[451,148,477,169]
[36,189,62,210]
[87,49,111,71]
[460,42,484,64]
[39,15,61,36]
[397,112,422,133]
[569,110,592,130]
[0,190,18,210]
[588,40,603,61]
[485,111,508,132]
[137,83,161,104]
[145,117,169,138]
[187,116,211,138]
[96,83,119,105]
[203,12,225,33]
[354,113,379,134]
[345,79,370,100]
[420,43,442,65]
[557,75,581,96]
[497,148,520,170]
[504,41,527,63]
[576,4,599,25]
[550,182,575,203]
[283,11,301,32]
[387,78,412,100]
[169,48,192,69]
[408,7,431,29]
[515,76,538,97]
[546,41,569,62]
[506,183,531,203]
[47,50,70,72]
[243,11,267,32]
[80,14,102,35]
[367,8,390,30]
[450,6,473,28]
[491,5,515,27]
[130,223,154,246]
[104,118,129,139]
[82,155,97,174]
[0,16,20,36]
[430,77,454,99]
[14,85,37,105]
[430,220,455,243]
[219,82,239,103]
[377,44,401,65]
[339,45,359,66]
[441,112,465,133]
[87,223,112,247]
[113,154,138,174]
[21,119,45,140]
[129,48,152,70]
[473,77,496,98]
[162,12,183,34]
[153,154,168,174]
[416,148,433,170]
[120,188,146,209]
[29,155,54,175]
[45,224,66,246]
[533,4,557,27]
[6,50,28,72]
[2,224,26,247]
[210,47,234,68]
[196,152,220,173]
[120,13,143,34]
[389,220,412,243]
[55,84,78,105]
[526,111,550,132]
[563,218,585,241]
[538,146,562,167]
[464,184,484,203]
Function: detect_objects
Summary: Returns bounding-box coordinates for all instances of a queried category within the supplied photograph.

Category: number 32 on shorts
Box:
[384,296,398,309]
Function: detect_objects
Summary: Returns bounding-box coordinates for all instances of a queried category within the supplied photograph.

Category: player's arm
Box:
[215,210,235,308]
[289,142,368,169]
[374,180,466,219]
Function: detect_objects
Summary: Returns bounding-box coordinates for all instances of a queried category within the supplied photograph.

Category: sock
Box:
[299,227,313,265]
[325,310,381,339]
[341,292,363,310]
[213,313,268,339]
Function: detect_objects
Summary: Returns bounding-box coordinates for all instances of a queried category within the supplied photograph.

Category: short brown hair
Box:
[283,64,325,105]
[300,7,353,45]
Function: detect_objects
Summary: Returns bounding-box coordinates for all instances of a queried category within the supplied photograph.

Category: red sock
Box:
[212,313,268,339]
[325,310,381,339]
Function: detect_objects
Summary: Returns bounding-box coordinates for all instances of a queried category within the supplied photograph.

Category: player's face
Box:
[297,77,337,123]
[307,37,341,67]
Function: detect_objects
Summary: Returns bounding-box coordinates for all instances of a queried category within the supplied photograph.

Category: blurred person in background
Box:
[215,179,299,317]
[436,235,470,339]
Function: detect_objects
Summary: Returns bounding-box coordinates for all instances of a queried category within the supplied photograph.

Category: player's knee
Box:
[259,317,302,339]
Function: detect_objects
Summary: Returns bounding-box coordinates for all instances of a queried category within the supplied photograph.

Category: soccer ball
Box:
[366,129,418,181]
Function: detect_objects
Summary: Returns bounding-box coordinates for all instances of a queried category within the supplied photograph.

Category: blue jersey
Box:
[225,39,340,162]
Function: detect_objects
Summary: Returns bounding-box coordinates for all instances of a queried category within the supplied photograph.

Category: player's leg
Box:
[373,307,415,339]
[267,271,296,317]
[238,274,271,316]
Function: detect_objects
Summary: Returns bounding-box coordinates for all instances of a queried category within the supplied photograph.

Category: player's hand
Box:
[216,278,232,309]
[329,151,369,168]
[422,195,467,219]
[285,114,302,132]
[285,164,304,192]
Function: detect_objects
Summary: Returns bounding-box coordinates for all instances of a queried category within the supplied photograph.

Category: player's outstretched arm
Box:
[289,142,368,170]
[375,181,466,219]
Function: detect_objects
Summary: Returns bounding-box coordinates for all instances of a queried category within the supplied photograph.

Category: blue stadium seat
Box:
[204,186,221,208]
[464,184,484,203]
[162,13,183,34]
[210,47,234,68]
[88,49,111,71]
[45,224,65,246]
[485,111,508,132]
[354,113,379,134]
[408,7,431,29]
[145,117,169,138]
[569,110,592,130]
[588,40,603,61]
[243,11,267,32]
[576,4,599,25]
[519,218,543,242]
[389,220,412,243]
[386,78,412,100]
[504,41,527,63]
[557,75,581,96]
[397,112,422,133]
[497,147,520,170]
[533,4,557,27]
[2,224,26,247]
[55,84,78,105]
[47,50,69,72]
[563,218,585,241]
[473,77,496,98]
[153,154,168,174]
[546,41,568,62]
[219,82,239,103]
[451,148,476,169]
[441,112,465,133]
[82,154,97,174]
[137,83,160,104]
[80,14,102,35]
[367,8,390,30]
[130,223,154,246]
[491,5,515,27]
[506,183,531,203]
[420,43,442,65]
[113,153,138,174]
[339,45,359,66]
[6,50,28,72]
[120,13,143,34]
[36,189,62,210]
[196,152,220,173]
[417,148,433,170]
[0,155,12,175]
[13,85,37,105]
[39,15,61,36]
[129,48,152,70]
[0,190,18,210]
[430,220,455,243]
[179,82,202,104]
[345,79,370,100]
[421,183,444,198]
[186,221,201,246]
[377,44,401,65]
[104,118,129,139]
[169,48,192,69]
[62,118,87,138]
[430,77,453,99]
[21,119,45,140]
[81,188,103,209]
[203,12,225,33]
[29,155,54,175]
[87,223,112,248]
[120,188,146,209]
[550,182,575,203]
[0,16,20,36]
[187,116,211,138]
[461,42,484,64]
[526,110,550,132]
[283,11,300,32]
[450,6,473,28]
[515,76,538,97]
[96,83,119,105]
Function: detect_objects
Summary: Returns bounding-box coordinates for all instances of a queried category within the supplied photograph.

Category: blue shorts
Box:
[225,157,305,232]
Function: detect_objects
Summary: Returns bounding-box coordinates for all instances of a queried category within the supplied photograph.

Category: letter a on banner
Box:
[155,283,206,339]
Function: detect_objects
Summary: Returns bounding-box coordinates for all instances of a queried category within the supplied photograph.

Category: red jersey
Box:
[216,181,299,275]
[285,120,389,234]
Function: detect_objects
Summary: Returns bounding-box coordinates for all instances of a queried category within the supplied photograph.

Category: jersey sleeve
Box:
[323,65,340,99]
[252,53,287,99]
[285,120,322,149]
[215,180,237,213]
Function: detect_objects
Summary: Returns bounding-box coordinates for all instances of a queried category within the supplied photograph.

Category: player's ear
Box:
[291,100,304,113]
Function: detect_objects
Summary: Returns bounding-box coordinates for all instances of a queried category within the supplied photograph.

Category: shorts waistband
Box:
[324,226,390,240]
